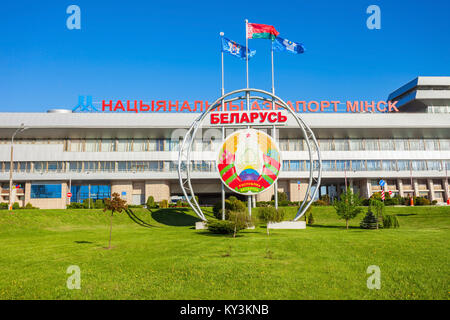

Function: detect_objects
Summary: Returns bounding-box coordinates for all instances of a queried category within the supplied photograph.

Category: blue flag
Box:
[273,36,305,54]
[221,37,256,60]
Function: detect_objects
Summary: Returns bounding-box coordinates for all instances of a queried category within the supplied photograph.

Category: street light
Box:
[9,123,28,211]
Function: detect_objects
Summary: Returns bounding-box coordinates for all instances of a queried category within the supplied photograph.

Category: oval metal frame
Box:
[178,88,322,222]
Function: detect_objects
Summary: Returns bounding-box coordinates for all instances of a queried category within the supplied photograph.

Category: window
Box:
[397,160,410,171]
[367,160,381,171]
[424,139,439,151]
[85,140,99,152]
[427,161,442,171]
[69,139,83,152]
[351,160,365,171]
[31,184,61,199]
[117,139,131,152]
[101,139,115,152]
[334,139,349,151]
[319,139,333,151]
[382,160,397,171]
[335,160,350,171]
[365,139,379,151]
[133,139,148,152]
[411,160,427,171]
[71,185,111,203]
[394,139,408,151]
[349,139,363,151]
[439,139,450,150]
[379,140,394,150]
[409,139,424,151]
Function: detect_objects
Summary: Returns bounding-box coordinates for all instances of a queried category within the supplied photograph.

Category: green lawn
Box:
[0,205,448,300]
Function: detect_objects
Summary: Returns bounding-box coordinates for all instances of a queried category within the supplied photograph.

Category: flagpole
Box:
[220,31,226,220]
[245,19,252,217]
[245,19,249,91]
[270,38,279,209]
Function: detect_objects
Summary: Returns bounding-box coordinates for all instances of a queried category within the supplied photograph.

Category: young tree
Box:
[333,187,362,230]
[104,192,128,249]
[257,207,285,235]
[369,198,385,229]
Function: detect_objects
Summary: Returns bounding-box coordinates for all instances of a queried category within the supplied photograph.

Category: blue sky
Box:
[1,0,449,112]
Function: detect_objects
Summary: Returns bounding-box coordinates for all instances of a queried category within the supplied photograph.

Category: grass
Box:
[0,205,448,300]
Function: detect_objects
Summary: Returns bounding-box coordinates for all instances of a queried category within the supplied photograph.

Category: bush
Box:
[66,202,83,209]
[257,206,285,224]
[431,200,438,205]
[0,203,8,210]
[319,194,330,205]
[312,199,329,206]
[271,191,288,202]
[12,202,20,210]
[159,199,169,208]
[24,202,38,209]
[207,220,237,234]
[128,204,144,208]
[82,198,94,209]
[415,197,430,206]
[307,212,315,225]
[383,214,400,228]
[360,209,378,229]
[94,199,105,209]
[146,196,157,208]
[213,196,247,220]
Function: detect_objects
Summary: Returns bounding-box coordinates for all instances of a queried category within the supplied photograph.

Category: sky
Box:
[1,0,449,112]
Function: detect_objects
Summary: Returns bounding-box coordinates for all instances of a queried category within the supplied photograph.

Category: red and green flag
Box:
[247,23,279,40]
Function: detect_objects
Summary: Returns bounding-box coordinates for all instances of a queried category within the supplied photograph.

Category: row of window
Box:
[1,160,449,173]
[282,160,450,172]
[2,138,450,152]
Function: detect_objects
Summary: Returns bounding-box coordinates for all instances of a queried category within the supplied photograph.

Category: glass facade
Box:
[71,185,111,203]
[30,184,62,199]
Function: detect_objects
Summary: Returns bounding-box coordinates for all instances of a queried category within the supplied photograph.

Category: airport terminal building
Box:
[0,76,449,209]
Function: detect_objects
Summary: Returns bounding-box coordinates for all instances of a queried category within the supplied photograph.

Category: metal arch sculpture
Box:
[178,88,322,222]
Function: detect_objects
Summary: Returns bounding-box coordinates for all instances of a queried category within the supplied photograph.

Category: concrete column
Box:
[289,179,308,202]
[145,180,170,203]
[397,179,404,197]
[111,181,133,203]
[24,181,31,205]
[443,178,449,202]
[427,179,435,201]
[413,179,419,197]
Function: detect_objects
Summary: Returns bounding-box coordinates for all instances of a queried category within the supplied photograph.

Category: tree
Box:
[104,192,128,249]
[333,187,362,229]
[360,208,378,229]
[257,207,285,235]
[146,196,156,209]
[369,198,385,229]
[271,191,288,202]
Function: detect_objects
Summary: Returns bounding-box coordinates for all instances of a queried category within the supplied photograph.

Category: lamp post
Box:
[9,123,28,211]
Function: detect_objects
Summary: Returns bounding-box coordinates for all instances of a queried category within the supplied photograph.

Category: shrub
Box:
[207,220,237,234]
[258,206,284,223]
[128,204,144,208]
[319,194,330,205]
[257,207,285,235]
[94,199,105,209]
[360,209,378,229]
[226,196,246,212]
[431,200,438,205]
[67,202,83,209]
[12,202,20,210]
[82,198,94,209]
[383,214,400,228]
[312,199,328,206]
[159,199,169,208]
[415,197,430,206]
[271,191,288,202]
[146,196,157,208]
[0,203,8,210]
[307,212,315,225]
[24,202,38,209]
[279,199,290,207]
